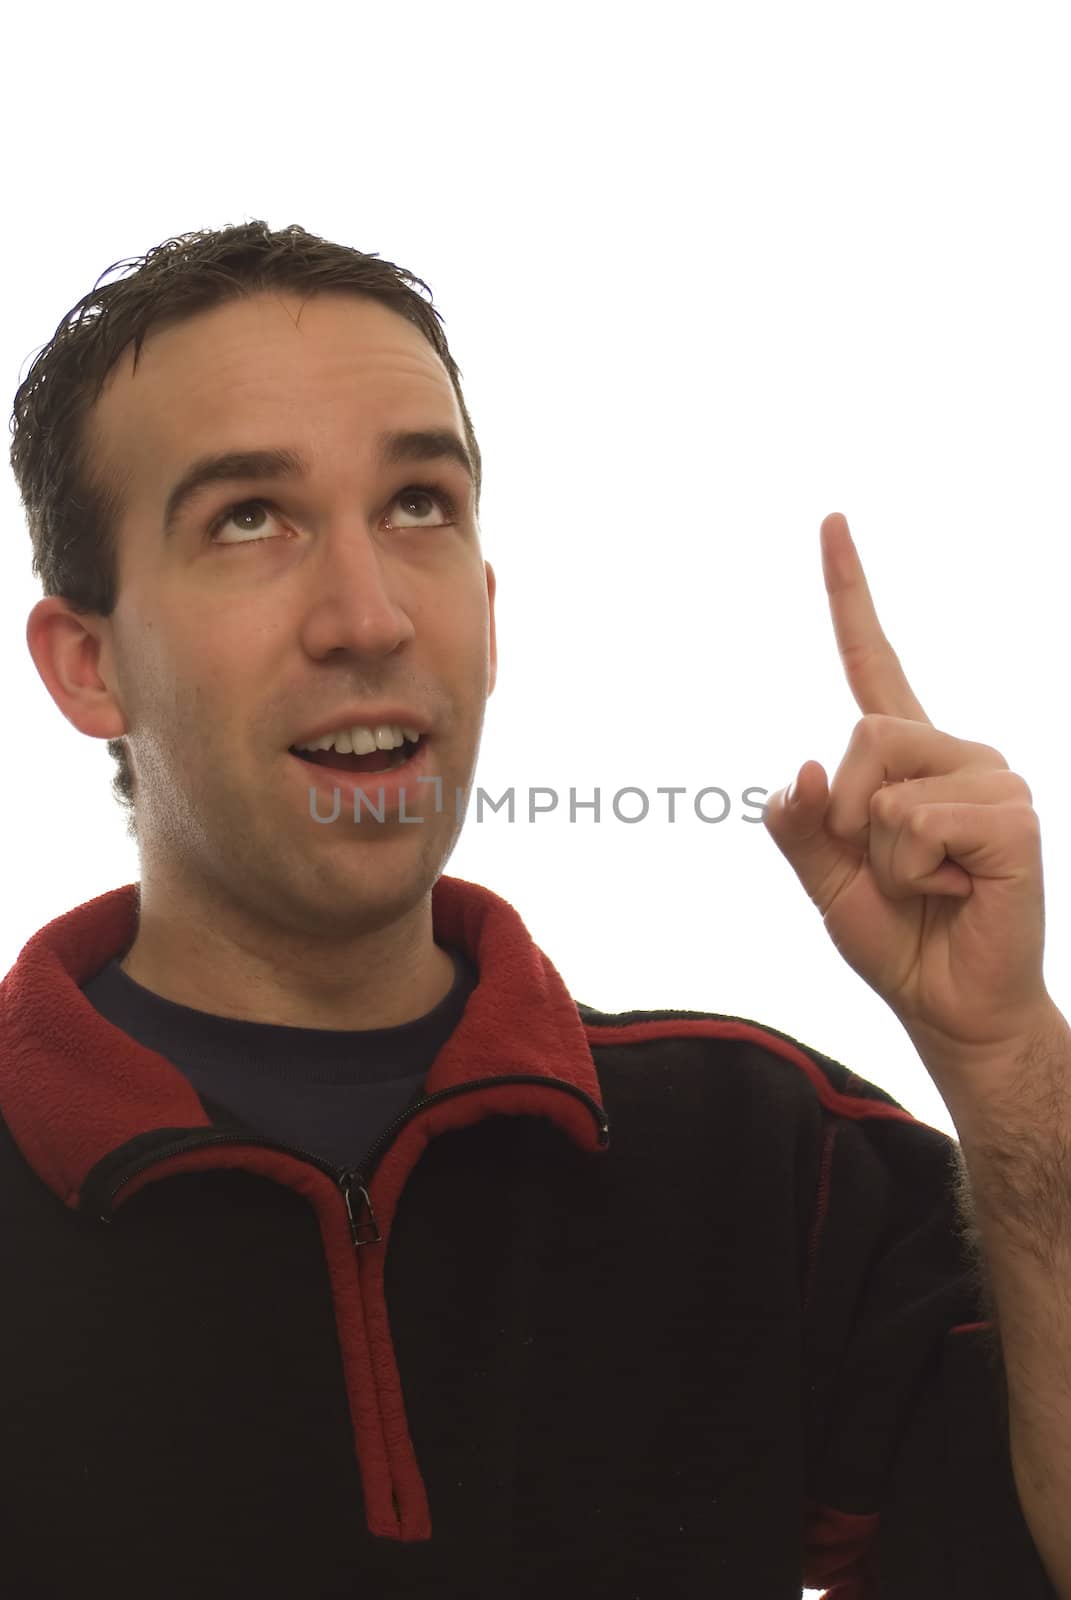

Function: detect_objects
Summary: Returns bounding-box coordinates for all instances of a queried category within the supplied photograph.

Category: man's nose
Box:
[298,523,416,660]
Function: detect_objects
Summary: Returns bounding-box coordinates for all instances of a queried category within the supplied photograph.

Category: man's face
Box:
[81,289,497,938]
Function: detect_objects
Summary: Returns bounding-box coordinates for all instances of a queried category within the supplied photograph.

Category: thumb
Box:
[763,761,851,907]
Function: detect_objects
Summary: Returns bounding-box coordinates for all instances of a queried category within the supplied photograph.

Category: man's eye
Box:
[207,500,283,545]
[206,483,459,546]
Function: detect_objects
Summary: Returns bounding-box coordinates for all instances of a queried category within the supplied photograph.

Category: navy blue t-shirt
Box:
[81,946,478,1173]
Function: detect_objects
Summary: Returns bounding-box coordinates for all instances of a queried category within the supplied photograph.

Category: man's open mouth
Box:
[288,735,426,775]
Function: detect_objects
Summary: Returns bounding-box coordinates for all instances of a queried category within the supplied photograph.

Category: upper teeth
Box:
[294,723,420,754]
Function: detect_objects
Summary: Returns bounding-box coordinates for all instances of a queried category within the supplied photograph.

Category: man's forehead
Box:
[90,292,458,483]
[114,294,444,406]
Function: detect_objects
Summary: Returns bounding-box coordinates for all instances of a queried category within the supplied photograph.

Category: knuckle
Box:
[869,782,901,822]
[853,712,891,748]
[839,639,881,674]
[903,804,931,839]
[1007,772,1033,805]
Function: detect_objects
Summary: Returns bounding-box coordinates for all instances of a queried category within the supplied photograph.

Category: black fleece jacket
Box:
[0,873,1058,1598]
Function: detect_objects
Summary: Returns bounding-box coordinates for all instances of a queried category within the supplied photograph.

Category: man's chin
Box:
[245,859,435,945]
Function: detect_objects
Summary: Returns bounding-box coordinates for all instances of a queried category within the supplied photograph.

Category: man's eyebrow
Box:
[162,428,475,537]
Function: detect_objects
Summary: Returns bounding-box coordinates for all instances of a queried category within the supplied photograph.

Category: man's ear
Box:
[25,597,127,739]
[485,560,498,697]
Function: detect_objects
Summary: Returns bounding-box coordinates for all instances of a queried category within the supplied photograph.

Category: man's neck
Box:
[118,876,458,1031]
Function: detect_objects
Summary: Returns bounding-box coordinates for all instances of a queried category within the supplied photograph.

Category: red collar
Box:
[0,874,606,1208]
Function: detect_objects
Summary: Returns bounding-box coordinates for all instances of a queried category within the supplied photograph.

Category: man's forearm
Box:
[944,1013,1071,1599]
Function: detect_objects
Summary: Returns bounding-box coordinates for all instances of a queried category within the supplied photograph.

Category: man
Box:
[3,224,1070,1598]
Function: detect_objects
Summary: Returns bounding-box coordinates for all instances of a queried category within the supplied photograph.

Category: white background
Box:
[2,8,1069,1589]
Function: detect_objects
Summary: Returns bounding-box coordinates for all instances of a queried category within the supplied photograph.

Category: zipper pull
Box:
[339,1170,381,1247]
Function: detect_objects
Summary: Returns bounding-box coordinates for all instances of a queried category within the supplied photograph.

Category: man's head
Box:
[13,222,496,943]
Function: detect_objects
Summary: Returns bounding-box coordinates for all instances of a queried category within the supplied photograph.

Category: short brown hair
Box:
[8,219,484,838]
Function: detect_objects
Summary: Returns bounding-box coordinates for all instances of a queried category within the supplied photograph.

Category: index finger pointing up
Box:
[821,511,932,725]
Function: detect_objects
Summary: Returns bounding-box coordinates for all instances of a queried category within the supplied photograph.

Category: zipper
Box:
[93,1075,610,1243]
